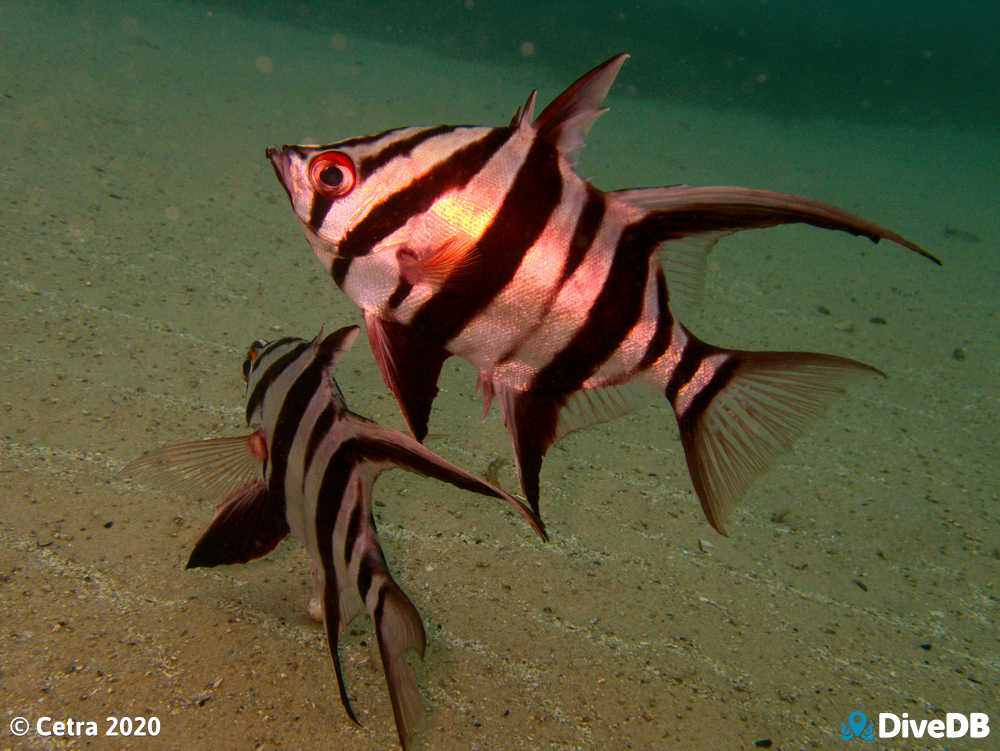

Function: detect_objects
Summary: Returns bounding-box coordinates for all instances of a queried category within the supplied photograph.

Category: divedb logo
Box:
[840,710,990,741]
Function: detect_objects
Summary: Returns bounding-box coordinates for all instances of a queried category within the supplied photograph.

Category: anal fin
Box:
[495,386,562,517]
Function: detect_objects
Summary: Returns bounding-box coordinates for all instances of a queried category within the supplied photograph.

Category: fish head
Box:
[241,339,268,383]
[241,336,294,434]
[266,129,433,277]
[240,327,360,430]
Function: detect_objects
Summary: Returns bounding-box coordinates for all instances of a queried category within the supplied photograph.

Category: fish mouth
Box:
[265,146,293,201]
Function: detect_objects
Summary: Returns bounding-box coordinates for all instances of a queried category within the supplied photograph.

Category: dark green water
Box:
[208,0,999,127]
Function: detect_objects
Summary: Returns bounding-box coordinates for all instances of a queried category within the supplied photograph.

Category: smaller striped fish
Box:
[126,326,544,750]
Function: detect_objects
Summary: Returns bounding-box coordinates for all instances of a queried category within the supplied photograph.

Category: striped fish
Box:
[126,326,545,750]
[266,54,939,533]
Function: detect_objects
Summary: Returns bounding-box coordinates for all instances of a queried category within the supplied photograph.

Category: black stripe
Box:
[371,574,388,621]
[677,357,740,428]
[289,128,406,161]
[245,341,310,423]
[332,127,513,287]
[313,442,358,582]
[310,437,363,726]
[288,145,314,160]
[259,336,302,355]
[307,128,454,233]
[359,125,457,180]
[320,127,406,152]
[664,334,713,403]
[636,268,673,372]
[343,491,363,567]
[372,585,385,621]
[387,278,413,309]
[305,403,336,475]
[308,193,334,232]
[561,184,605,285]
[357,549,380,601]
[266,351,327,502]
[531,215,660,396]
[494,183,606,368]
[406,135,563,345]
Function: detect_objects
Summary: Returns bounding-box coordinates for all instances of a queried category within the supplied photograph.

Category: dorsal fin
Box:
[611,185,940,265]
[529,53,629,165]
[314,324,360,409]
[510,90,537,129]
[314,325,360,369]
[609,184,939,312]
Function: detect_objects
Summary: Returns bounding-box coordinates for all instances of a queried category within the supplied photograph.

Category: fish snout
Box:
[265,146,295,201]
[265,145,289,177]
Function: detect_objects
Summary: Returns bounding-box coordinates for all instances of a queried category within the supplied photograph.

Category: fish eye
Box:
[308,151,356,198]
[242,340,267,382]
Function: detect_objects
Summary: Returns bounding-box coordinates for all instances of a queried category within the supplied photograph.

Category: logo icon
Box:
[840,711,876,741]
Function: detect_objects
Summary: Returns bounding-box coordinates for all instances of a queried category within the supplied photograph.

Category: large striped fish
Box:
[127,326,545,750]
[266,54,939,532]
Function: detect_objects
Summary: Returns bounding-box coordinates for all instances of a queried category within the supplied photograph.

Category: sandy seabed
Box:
[2,2,997,749]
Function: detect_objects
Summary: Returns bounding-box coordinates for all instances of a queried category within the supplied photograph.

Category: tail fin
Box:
[371,578,426,751]
[666,336,882,533]
[318,472,427,750]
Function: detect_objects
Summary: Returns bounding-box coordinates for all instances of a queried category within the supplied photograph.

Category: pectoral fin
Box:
[122,435,262,502]
[123,435,286,566]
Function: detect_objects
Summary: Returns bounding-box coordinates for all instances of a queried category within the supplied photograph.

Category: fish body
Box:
[267,54,938,531]
[127,326,544,750]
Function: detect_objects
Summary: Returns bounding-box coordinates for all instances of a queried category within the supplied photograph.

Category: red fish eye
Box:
[308,151,356,198]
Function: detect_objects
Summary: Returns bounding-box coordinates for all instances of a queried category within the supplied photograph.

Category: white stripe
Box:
[674,352,729,417]
[643,320,689,391]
